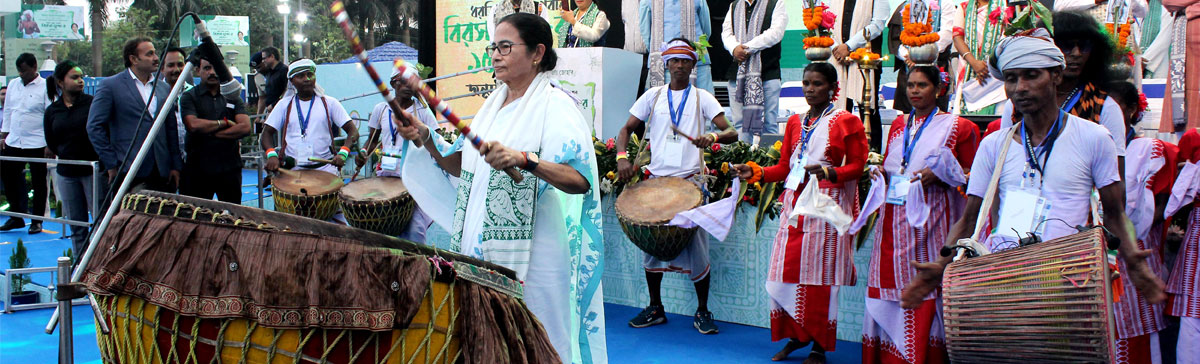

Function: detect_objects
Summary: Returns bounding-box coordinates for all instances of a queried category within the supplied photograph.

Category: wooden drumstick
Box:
[330,0,412,132]
[394,61,525,183]
[669,125,698,142]
[308,157,336,165]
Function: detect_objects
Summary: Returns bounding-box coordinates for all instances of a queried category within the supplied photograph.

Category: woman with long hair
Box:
[43,61,103,259]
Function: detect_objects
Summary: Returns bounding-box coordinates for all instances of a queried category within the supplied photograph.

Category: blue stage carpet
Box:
[604,303,863,363]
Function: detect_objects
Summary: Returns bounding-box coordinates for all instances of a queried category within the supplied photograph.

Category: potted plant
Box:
[8,239,38,305]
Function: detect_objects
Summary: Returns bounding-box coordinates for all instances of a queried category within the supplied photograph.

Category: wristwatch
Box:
[522,151,540,171]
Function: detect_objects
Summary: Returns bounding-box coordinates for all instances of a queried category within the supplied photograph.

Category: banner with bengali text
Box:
[435,0,568,117]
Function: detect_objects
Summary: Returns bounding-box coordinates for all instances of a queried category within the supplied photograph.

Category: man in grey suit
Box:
[87,37,182,192]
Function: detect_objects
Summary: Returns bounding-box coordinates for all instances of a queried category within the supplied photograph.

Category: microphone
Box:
[189,15,243,100]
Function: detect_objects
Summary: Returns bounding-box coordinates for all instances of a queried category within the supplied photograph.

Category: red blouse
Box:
[1177,127,1200,164]
[763,111,868,189]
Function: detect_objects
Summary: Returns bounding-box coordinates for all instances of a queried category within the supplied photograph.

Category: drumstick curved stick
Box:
[394,61,525,182]
[330,0,411,131]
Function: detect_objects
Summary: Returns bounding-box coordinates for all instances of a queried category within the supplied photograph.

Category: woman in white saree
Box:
[392,12,608,364]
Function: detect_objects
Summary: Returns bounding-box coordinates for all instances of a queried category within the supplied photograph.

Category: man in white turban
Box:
[898,29,1166,317]
[260,59,358,177]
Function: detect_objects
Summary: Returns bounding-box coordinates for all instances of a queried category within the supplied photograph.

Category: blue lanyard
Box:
[667,85,692,128]
[385,109,399,147]
[294,96,317,137]
[902,108,938,170]
[1020,110,1066,180]
[800,103,835,154]
[1062,87,1083,113]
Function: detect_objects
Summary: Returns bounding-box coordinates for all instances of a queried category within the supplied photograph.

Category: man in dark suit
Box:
[86,37,182,193]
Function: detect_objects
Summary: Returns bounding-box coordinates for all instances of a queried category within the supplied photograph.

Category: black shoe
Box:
[0,218,25,231]
[628,304,667,328]
[694,310,719,334]
[27,222,42,234]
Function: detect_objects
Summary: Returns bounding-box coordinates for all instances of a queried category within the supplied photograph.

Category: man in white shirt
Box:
[722,0,787,143]
[261,59,358,177]
[357,67,440,243]
[900,29,1166,311]
[0,53,51,233]
[615,40,737,335]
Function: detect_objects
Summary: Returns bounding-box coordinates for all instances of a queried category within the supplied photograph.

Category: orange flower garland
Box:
[804,36,835,48]
[900,5,941,47]
[803,6,827,31]
[1106,20,1132,49]
[849,47,881,61]
[802,4,835,49]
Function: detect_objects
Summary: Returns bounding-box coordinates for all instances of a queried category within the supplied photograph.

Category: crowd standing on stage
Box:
[1,2,1199,364]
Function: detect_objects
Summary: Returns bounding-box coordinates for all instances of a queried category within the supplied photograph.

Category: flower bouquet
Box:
[901,1,941,64]
[802,0,836,61]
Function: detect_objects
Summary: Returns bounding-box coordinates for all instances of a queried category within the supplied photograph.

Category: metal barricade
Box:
[0,156,100,313]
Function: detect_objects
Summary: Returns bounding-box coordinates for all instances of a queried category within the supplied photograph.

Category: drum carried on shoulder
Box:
[339,177,417,236]
[941,228,1117,363]
[272,169,343,221]
[615,176,703,261]
[84,191,559,364]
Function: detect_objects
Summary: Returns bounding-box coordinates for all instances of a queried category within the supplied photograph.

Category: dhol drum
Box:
[942,228,1117,363]
[272,169,343,221]
[85,191,559,364]
[338,177,416,236]
[615,176,703,261]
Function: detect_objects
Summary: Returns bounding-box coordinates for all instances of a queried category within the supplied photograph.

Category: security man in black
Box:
[179,58,253,203]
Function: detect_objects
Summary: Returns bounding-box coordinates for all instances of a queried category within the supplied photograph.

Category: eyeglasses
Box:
[485,41,526,56]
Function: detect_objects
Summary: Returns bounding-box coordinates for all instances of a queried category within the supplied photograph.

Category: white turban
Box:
[390,63,418,81]
[287,59,317,79]
[660,40,698,63]
[282,59,324,100]
[988,28,1065,79]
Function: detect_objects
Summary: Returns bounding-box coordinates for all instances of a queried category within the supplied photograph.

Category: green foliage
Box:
[9,240,31,293]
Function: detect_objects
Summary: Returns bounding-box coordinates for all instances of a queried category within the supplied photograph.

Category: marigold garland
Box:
[900,4,940,47]
[804,36,835,48]
[1106,20,1132,50]
[849,47,881,61]
[803,6,827,31]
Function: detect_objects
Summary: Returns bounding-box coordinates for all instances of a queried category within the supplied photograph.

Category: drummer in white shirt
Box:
[613,39,737,335]
[357,67,442,243]
[261,59,359,177]
[899,29,1166,311]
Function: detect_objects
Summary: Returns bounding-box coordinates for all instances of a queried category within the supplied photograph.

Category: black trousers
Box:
[180,167,242,204]
[1,147,47,223]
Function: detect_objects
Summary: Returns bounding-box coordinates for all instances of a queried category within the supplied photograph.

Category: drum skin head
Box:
[340,177,409,201]
[274,169,343,196]
[615,177,703,224]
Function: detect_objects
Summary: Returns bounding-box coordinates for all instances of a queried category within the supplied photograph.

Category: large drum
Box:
[338,177,416,236]
[615,176,703,261]
[942,228,1116,363]
[273,169,343,221]
[85,191,560,364]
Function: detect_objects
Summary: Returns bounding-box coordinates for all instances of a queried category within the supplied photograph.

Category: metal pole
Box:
[256,155,264,209]
[283,14,289,64]
[56,257,73,364]
[45,61,198,334]
[90,162,99,234]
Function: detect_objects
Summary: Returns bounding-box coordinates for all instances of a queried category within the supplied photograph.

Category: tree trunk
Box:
[91,3,103,75]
